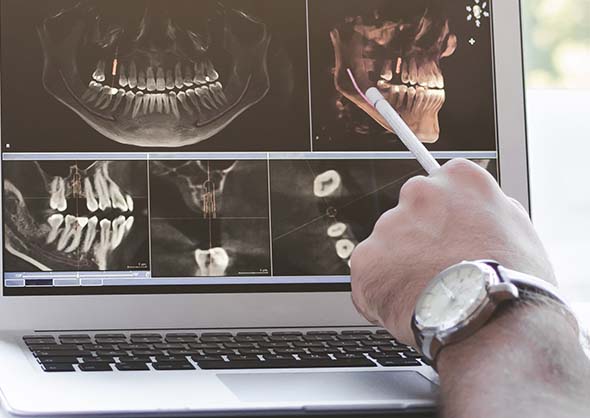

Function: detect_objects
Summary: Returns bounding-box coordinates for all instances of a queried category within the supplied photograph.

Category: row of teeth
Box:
[49,172,134,214]
[46,214,134,253]
[92,60,219,91]
[377,82,445,111]
[82,81,227,118]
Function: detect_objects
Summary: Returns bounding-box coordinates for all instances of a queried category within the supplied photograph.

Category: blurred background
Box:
[521,0,589,302]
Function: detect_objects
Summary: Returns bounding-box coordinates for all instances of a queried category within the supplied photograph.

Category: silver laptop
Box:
[0,0,529,415]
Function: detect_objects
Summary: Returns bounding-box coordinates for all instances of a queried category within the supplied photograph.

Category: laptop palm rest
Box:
[219,371,437,404]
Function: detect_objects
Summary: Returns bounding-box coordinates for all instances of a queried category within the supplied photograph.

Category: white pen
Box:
[365,87,441,175]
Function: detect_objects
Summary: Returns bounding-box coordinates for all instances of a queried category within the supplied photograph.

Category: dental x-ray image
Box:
[3,160,149,272]
[0,0,310,152]
[309,0,497,152]
[270,159,497,276]
[149,160,270,277]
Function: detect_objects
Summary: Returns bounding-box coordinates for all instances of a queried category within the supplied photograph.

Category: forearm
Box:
[437,304,590,418]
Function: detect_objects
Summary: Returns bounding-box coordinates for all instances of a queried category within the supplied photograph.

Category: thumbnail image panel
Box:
[1,0,310,152]
[3,160,149,272]
[270,159,497,276]
[149,160,271,277]
[309,0,497,152]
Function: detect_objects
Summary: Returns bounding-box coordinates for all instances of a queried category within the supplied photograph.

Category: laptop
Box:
[0,0,529,415]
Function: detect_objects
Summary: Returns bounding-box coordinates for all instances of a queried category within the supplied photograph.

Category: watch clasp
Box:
[488,282,519,303]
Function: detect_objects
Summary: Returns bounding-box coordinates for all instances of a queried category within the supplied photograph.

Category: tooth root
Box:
[202,87,218,109]
[156,67,166,91]
[99,218,112,250]
[155,94,164,113]
[128,61,138,89]
[210,82,227,106]
[183,65,194,86]
[109,183,129,212]
[409,60,418,86]
[177,91,193,114]
[186,89,202,113]
[83,81,102,102]
[125,195,134,212]
[84,177,99,212]
[146,67,156,92]
[123,91,135,115]
[124,216,135,232]
[193,62,207,85]
[46,214,64,244]
[168,92,181,119]
[118,63,128,87]
[94,170,111,211]
[64,217,89,253]
[406,86,417,110]
[95,86,111,107]
[335,239,355,260]
[401,61,410,84]
[112,89,126,112]
[146,94,156,114]
[83,216,98,252]
[137,70,147,90]
[49,177,67,212]
[99,88,118,110]
[174,63,184,89]
[92,60,106,82]
[204,60,219,83]
[110,216,127,250]
[313,170,342,197]
[57,215,76,251]
[165,69,175,90]
[194,248,229,277]
[132,92,144,118]
[142,93,151,114]
[162,93,171,114]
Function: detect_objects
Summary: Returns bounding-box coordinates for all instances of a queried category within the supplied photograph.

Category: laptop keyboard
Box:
[23,330,426,372]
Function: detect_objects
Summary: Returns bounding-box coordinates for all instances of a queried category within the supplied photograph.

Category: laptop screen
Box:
[1,0,498,295]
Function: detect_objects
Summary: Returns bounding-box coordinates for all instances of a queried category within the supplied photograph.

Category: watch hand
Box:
[441,282,456,301]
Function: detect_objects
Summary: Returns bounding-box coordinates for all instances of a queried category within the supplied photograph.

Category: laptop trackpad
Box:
[219,371,437,403]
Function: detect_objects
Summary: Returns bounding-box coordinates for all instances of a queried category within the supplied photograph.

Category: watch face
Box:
[415,262,492,331]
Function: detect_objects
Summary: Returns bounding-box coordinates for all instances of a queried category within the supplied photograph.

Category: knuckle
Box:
[399,175,432,203]
[372,208,398,234]
[443,158,476,176]
[444,158,497,191]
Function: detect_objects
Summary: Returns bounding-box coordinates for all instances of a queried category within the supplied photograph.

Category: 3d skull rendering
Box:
[38,0,271,147]
[3,161,145,271]
[330,0,457,142]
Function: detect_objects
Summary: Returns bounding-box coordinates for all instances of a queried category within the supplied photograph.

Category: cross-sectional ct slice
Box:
[3,160,149,272]
[149,160,270,277]
[0,0,310,151]
[309,0,497,152]
[270,159,497,276]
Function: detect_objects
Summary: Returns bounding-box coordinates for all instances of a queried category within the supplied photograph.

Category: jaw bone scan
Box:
[149,160,270,278]
[38,0,273,148]
[271,159,496,276]
[3,161,149,272]
[330,0,457,143]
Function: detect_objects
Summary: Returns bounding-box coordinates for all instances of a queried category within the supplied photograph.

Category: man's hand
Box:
[350,158,555,346]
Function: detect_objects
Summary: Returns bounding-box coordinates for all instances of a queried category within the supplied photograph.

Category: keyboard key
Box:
[82,344,118,351]
[222,342,256,349]
[94,333,126,339]
[343,347,374,353]
[42,363,75,372]
[96,350,128,357]
[305,331,337,336]
[32,350,91,357]
[117,356,152,363]
[165,336,199,343]
[191,355,224,362]
[153,343,186,350]
[235,332,268,337]
[257,341,290,348]
[197,358,376,370]
[116,362,149,371]
[29,344,76,351]
[200,336,234,343]
[334,353,366,360]
[129,333,162,338]
[80,356,115,364]
[38,356,79,364]
[79,362,112,371]
[118,344,151,350]
[327,341,359,347]
[166,333,198,338]
[226,354,260,361]
[337,334,371,341]
[236,348,271,355]
[131,350,164,356]
[167,349,201,356]
[59,334,91,339]
[269,335,302,342]
[94,337,127,344]
[302,335,336,342]
[340,330,373,335]
[154,356,190,363]
[293,341,325,348]
[187,343,220,350]
[377,358,421,367]
[234,335,267,342]
[130,337,162,343]
[24,335,55,341]
[24,339,57,346]
[273,348,307,355]
[200,332,233,337]
[298,354,331,360]
[309,347,340,354]
[203,348,234,355]
[152,361,195,371]
[270,331,303,336]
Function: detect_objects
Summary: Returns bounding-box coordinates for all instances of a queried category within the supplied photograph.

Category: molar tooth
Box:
[313,170,341,197]
[57,215,76,251]
[327,222,347,238]
[146,67,156,91]
[118,63,128,87]
[124,216,135,232]
[177,91,193,114]
[109,182,128,212]
[46,214,64,244]
[112,89,126,112]
[82,216,98,252]
[156,67,166,91]
[92,60,106,82]
[147,94,156,114]
[210,82,227,105]
[132,92,144,118]
[84,177,99,212]
[94,168,111,211]
[125,195,134,212]
[65,217,89,253]
[99,87,118,110]
[123,91,135,115]
[186,89,201,112]
[193,62,207,85]
[195,87,211,110]
[174,63,184,89]
[194,248,229,277]
[110,216,126,250]
[184,64,194,86]
[128,61,138,88]
[141,93,150,114]
[202,86,218,109]
[165,69,175,90]
[168,92,181,119]
[82,81,102,102]
[49,177,67,212]
[95,86,112,107]
[204,60,219,82]
[137,70,147,90]
[99,218,112,251]
[162,93,170,114]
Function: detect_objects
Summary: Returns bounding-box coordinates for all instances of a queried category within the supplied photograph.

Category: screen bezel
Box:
[0,0,529,330]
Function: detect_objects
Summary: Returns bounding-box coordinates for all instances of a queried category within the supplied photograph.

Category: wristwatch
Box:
[411,260,576,366]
